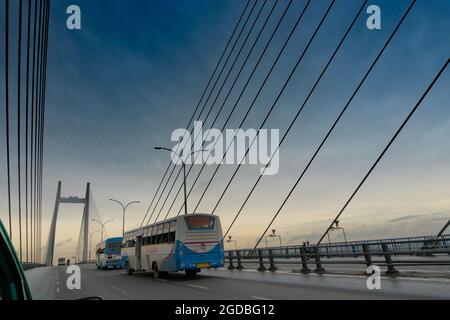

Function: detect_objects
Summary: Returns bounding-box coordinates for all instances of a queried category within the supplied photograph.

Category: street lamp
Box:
[154,147,207,215]
[226,236,238,250]
[109,199,140,236]
[92,219,113,242]
[265,229,282,248]
[89,231,100,262]
[328,220,348,244]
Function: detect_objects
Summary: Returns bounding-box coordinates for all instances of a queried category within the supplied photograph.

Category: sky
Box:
[0,0,449,260]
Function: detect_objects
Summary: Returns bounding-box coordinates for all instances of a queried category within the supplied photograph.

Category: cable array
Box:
[3,0,51,263]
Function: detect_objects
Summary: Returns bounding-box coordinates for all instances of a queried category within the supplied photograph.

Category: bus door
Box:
[135,236,142,271]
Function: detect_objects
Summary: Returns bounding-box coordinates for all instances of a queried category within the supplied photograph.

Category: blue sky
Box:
[1,0,449,257]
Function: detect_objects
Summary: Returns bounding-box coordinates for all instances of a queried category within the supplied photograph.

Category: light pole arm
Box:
[155,147,185,165]
[155,147,208,216]
[110,199,140,236]
[154,147,208,165]
[124,201,140,211]
[109,198,125,211]
[104,219,114,227]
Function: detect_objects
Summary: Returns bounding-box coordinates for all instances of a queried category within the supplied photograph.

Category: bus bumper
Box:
[177,241,224,271]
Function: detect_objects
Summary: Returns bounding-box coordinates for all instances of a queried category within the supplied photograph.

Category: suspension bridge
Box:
[2,0,450,299]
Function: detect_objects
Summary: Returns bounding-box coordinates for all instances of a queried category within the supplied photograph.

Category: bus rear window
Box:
[106,241,121,254]
[184,216,215,230]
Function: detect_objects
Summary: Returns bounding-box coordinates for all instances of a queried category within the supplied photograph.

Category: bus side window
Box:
[168,231,175,243]
[169,220,177,232]
[156,224,164,244]
[150,226,156,245]
[162,223,170,243]
[169,220,176,243]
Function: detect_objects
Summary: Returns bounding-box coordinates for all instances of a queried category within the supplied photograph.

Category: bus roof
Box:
[105,236,123,243]
[124,214,219,235]
[95,236,123,248]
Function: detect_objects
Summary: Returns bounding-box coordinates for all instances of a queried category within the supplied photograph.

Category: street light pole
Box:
[329,220,348,244]
[109,199,140,236]
[265,229,282,248]
[154,147,207,215]
[226,236,238,250]
[92,219,113,242]
[340,227,348,244]
[182,162,187,215]
[89,231,100,262]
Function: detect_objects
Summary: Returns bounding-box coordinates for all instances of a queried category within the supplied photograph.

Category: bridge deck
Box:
[25,264,450,300]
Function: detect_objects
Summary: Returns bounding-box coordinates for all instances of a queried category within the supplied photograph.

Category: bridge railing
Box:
[75,260,96,265]
[224,235,450,275]
[21,263,46,271]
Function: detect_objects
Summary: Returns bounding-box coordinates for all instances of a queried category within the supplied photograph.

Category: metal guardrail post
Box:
[257,250,267,272]
[228,251,235,270]
[313,246,325,273]
[300,247,311,274]
[268,249,277,272]
[362,244,372,268]
[352,245,358,257]
[325,246,330,258]
[236,251,244,270]
[382,243,398,275]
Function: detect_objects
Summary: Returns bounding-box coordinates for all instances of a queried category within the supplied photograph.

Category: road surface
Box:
[25,264,450,300]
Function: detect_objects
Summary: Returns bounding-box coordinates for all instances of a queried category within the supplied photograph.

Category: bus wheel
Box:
[185,269,198,278]
[153,264,160,279]
[126,262,133,275]
[153,263,168,279]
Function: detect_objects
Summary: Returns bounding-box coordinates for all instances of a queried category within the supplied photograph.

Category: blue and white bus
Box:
[95,237,123,270]
[122,214,224,278]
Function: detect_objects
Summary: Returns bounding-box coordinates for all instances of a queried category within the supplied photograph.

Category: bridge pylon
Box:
[44,181,90,266]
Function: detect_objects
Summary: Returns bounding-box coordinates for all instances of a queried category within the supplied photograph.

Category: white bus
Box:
[95,237,123,270]
[122,214,224,278]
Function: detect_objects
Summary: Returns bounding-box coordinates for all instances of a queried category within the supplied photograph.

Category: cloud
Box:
[389,210,450,223]
[56,238,74,248]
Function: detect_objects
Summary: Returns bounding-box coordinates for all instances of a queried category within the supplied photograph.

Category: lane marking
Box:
[188,284,209,290]
[108,284,135,299]
[250,296,272,300]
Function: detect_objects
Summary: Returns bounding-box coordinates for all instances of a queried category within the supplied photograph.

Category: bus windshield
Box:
[184,216,215,231]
